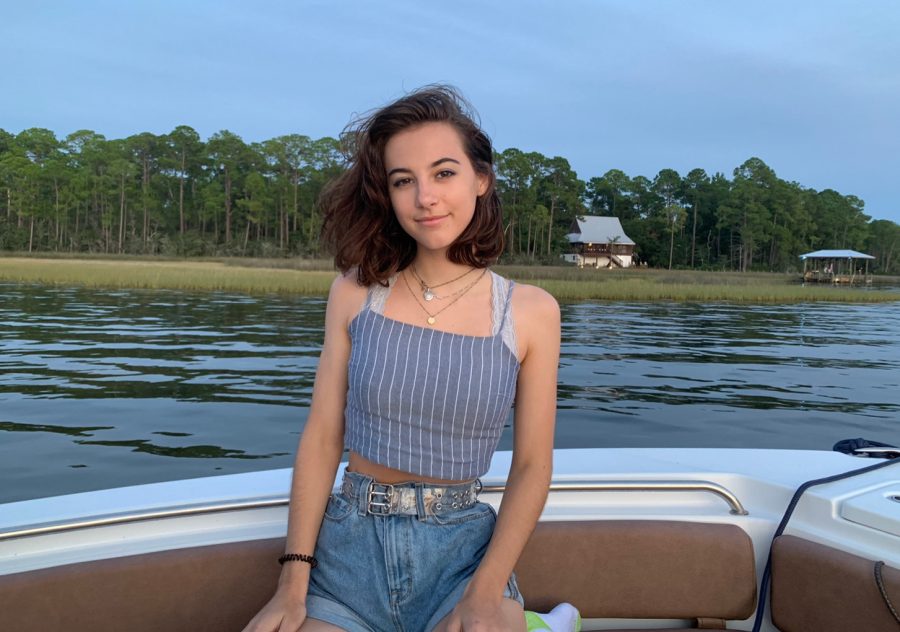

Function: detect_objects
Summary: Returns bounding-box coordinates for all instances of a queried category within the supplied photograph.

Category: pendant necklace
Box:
[402,267,487,326]
[410,264,476,302]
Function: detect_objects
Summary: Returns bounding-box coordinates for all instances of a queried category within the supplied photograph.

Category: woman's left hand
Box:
[438,593,524,631]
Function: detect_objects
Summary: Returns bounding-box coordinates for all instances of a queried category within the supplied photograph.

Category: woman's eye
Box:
[436,170,456,179]
[392,177,412,188]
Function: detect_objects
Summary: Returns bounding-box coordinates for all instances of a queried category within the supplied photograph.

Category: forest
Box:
[1,126,897,274]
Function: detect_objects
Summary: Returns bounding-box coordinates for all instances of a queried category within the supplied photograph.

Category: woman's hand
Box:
[241,588,307,632]
[439,593,525,632]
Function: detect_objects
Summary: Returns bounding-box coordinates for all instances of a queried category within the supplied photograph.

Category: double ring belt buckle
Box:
[366,482,395,515]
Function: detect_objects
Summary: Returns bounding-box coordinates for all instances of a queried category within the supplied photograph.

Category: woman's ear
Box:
[476,171,490,197]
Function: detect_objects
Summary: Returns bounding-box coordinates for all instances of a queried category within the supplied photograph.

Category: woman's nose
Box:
[416,181,438,207]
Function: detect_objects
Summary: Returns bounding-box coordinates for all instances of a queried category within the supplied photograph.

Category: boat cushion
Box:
[0,520,757,630]
[0,537,283,632]
[515,520,757,620]
[771,534,900,632]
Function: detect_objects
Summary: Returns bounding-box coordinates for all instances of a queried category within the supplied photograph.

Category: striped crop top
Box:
[344,270,520,480]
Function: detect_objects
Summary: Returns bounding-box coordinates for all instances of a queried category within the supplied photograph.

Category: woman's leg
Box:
[301,618,350,632]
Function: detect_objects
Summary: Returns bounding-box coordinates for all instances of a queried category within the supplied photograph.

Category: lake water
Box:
[2,282,899,503]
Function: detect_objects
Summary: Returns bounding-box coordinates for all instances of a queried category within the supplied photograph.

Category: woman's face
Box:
[383,122,488,254]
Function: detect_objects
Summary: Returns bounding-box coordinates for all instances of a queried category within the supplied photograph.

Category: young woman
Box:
[243,85,560,632]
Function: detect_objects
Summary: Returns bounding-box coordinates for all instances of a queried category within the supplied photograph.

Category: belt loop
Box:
[414,482,427,522]
[354,473,371,517]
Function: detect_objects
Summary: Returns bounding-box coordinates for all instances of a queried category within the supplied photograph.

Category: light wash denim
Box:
[306,471,523,632]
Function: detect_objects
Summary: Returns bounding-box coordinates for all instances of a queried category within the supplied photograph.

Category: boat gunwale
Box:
[0,478,747,541]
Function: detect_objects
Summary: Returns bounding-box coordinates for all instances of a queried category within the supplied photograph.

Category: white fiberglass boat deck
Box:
[1,448,898,631]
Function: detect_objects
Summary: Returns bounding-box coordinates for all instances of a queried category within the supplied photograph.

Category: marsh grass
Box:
[495,265,900,302]
[220,257,335,271]
[524,278,900,303]
[0,257,336,295]
[2,257,898,302]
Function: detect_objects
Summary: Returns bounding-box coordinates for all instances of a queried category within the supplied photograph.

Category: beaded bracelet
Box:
[278,553,318,568]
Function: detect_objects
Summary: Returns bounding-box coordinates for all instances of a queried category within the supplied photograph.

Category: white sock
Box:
[525,602,581,632]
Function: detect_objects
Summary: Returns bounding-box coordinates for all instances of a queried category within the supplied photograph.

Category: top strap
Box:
[501,278,516,324]
[365,275,396,315]
[490,271,518,359]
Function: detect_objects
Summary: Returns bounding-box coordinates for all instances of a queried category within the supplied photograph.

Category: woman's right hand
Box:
[241,588,307,632]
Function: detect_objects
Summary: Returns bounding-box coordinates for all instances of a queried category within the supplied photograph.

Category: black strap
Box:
[833,437,898,455]
[750,457,899,632]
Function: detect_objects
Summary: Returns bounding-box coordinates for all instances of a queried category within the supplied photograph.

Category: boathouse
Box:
[799,249,875,284]
[564,216,635,268]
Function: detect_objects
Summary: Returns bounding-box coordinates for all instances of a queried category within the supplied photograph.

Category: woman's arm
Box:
[447,284,561,630]
[242,273,364,632]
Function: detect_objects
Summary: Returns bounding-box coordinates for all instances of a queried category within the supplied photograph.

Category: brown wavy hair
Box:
[320,85,504,286]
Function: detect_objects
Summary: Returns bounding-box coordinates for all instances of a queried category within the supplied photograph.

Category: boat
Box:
[1,446,898,631]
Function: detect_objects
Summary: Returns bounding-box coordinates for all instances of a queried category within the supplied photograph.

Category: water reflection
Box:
[2,282,899,502]
[0,420,114,437]
[556,300,900,452]
[1,284,322,406]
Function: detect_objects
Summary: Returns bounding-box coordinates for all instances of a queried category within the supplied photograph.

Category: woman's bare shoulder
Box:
[508,281,560,365]
[327,269,369,324]
[510,281,560,325]
[329,268,367,295]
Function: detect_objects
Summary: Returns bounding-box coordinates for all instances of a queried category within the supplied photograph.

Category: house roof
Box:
[567,216,635,246]
[799,249,875,260]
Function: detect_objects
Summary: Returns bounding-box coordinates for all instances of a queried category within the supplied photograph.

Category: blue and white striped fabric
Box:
[344,271,520,480]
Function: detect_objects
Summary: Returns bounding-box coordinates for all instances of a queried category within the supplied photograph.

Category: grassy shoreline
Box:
[2,256,899,303]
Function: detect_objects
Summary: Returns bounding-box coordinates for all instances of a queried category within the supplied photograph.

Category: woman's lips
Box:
[416,214,449,226]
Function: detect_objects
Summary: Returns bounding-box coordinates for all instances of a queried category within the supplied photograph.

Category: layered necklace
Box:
[402,266,487,326]
[410,264,476,302]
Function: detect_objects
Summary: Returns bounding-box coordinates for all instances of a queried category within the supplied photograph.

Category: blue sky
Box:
[3,0,898,222]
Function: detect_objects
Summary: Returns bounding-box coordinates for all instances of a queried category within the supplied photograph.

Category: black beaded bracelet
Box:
[278,553,318,568]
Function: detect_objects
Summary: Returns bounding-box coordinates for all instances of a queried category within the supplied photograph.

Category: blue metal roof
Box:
[799,249,875,260]
[566,216,635,246]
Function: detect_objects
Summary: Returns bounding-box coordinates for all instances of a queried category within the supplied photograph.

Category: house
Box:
[564,216,636,268]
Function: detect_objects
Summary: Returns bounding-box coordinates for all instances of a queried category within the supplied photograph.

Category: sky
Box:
[3,0,899,223]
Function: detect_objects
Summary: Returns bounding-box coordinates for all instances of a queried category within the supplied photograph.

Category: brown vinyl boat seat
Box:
[0,537,284,632]
[516,520,757,630]
[771,535,900,632]
[0,519,758,631]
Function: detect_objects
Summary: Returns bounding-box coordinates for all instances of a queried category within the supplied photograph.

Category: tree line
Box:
[1,127,897,273]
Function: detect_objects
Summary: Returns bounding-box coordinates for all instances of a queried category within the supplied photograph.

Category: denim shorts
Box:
[306,471,523,632]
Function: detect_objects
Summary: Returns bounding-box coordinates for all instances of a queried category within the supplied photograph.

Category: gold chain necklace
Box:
[402,267,487,326]
[410,264,476,302]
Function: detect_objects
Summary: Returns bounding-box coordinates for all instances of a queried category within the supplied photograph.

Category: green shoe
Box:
[525,603,581,632]
[525,611,550,631]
